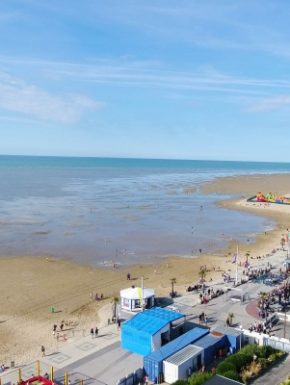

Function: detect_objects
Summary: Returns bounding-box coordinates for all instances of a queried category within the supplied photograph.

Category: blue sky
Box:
[1,1,290,161]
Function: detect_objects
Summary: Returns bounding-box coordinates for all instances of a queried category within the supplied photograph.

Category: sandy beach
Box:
[203,173,290,257]
[1,173,290,366]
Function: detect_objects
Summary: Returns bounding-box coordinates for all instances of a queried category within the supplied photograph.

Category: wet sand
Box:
[202,173,290,196]
[203,173,290,257]
[1,173,290,365]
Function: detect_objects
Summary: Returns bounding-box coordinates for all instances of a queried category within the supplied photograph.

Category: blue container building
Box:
[193,333,228,366]
[212,325,243,353]
[121,307,185,356]
[144,326,209,382]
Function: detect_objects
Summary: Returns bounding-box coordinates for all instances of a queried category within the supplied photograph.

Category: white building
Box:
[120,286,155,311]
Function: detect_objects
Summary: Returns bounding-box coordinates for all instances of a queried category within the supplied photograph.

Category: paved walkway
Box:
[41,323,120,370]
[252,355,290,385]
[0,323,122,385]
[246,299,260,319]
[1,248,289,385]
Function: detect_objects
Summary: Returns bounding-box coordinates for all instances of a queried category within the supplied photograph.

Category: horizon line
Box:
[1,153,290,165]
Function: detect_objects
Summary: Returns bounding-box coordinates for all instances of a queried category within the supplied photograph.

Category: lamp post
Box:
[239,324,243,350]
[284,307,287,339]
[170,278,176,298]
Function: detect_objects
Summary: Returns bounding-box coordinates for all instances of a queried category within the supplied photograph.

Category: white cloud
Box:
[40,59,290,97]
[247,95,290,112]
[3,54,290,107]
[0,71,104,123]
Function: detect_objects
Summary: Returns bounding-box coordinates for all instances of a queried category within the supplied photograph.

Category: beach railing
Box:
[0,361,51,385]
[0,362,106,385]
[265,336,290,353]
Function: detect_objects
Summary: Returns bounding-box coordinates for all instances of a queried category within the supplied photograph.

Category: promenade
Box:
[1,248,290,385]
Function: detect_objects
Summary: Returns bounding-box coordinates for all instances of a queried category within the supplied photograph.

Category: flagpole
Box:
[141,275,144,311]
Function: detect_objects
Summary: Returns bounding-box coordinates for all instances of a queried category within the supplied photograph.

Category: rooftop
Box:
[122,307,185,335]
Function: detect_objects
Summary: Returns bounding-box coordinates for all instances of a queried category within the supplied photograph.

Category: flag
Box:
[137,287,143,301]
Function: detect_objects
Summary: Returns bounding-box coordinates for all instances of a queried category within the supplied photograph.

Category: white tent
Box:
[120,286,155,311]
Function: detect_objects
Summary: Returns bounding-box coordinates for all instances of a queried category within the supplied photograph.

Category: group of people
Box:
[52,323,68,342]
[90,327,99,338]
[198,287,225,304]
[52,322,65,335]
[257,281,290,316]
[247,265,275,281]
[248,321,273,335]
[186,281,225,305]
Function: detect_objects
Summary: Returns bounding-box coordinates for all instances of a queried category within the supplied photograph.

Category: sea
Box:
[1,155,290,267]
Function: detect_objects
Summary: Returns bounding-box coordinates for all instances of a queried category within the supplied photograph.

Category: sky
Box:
[1,0,290,161]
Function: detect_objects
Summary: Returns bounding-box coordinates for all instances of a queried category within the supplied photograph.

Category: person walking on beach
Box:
[41,345,45,356]
[95,327,99,337]
[90,328,94,338]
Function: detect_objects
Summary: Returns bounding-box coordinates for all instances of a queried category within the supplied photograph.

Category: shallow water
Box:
[0,156,285,266]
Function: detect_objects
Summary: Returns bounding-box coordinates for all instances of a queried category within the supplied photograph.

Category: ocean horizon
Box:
[0,155,289,266]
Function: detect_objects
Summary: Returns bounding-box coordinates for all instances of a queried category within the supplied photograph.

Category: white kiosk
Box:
[120,286,155,312]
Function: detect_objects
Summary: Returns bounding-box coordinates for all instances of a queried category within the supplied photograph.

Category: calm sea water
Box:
[1,155,289,266]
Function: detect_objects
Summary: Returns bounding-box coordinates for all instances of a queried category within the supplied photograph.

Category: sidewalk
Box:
[41,323,120,370]
[0,322,121,385]
[252,354,290,385]
[1,248,289,385]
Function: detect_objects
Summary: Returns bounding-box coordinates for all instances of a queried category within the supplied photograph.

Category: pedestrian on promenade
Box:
[41,345,45,356]
[90,328,94,338]
[95,327,99,337]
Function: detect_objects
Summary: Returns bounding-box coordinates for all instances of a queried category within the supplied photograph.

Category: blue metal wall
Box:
[121,307,185,356]
[212,326,243,353]
[121,323,153,356]
[227,333,242,352]
[194,334,228,366]
[144,327,209,382]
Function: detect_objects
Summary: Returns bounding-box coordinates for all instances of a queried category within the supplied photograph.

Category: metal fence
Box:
[0,361,107,385]
[265,336,290,353]
[0,361,51,385]
[243,326,290,354]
